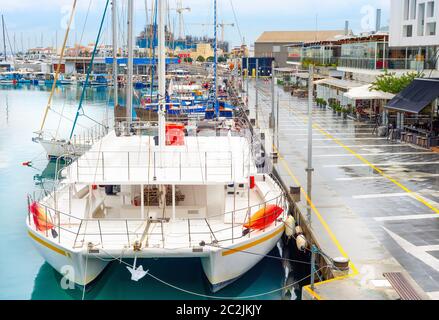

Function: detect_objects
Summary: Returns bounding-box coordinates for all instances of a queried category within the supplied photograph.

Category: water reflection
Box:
[0,83,141,107]
[31,251,287,300]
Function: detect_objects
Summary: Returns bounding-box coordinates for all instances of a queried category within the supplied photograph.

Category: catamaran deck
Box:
[62,130,256,185]
[35,176,286,254]
[31,127,287,256]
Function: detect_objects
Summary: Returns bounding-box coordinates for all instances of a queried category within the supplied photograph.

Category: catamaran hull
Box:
[28,229,109,286]
[201,225,285,292]
[28,225,285,291]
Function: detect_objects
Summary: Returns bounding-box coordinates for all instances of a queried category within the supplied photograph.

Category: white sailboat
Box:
[27,0,288,292]
[33,0,109,159]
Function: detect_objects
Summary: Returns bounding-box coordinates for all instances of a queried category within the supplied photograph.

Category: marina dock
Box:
[245,78,439,300]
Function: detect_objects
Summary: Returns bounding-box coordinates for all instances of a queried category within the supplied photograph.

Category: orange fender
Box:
[244,205,284,230]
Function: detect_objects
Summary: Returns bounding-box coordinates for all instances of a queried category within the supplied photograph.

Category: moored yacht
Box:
[27,0,288,292]
[27,119,288,291]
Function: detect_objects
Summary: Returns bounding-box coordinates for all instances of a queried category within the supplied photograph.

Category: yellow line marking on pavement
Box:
[275,148,352,262]
[258,94,438,298]
[274,146,359,300]
[288,108,439,215]
[303,285,323,300]
[275,105,439,299]
[313,123,439,215]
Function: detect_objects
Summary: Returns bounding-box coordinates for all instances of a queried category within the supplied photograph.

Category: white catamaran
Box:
[27,0,288,292]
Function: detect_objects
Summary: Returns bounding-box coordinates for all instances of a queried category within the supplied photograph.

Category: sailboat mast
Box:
[112,0,118,108]
[126,0,134,124]
[158,0,166,148]
[39,0,78,134]
[69,0,110,140]
[213,0,218,116]
[2,15,7,62]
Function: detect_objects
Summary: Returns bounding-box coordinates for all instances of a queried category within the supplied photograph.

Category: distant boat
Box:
[33,72,57,86]
[79,74,109,87]
[33,2,109,160]
[58,74,77,85]
[0,71,21,85]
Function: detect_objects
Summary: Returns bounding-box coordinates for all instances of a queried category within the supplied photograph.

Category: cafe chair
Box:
[400,132,406,143]
[420,137,428,149]
[405,133,414,144]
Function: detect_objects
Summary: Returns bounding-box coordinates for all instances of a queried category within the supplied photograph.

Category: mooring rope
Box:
[92,246,325,300]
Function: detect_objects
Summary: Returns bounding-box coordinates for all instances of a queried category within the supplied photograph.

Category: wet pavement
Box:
[246,79,439,299]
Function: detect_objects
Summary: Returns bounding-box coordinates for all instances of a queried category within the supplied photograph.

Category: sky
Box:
[0,0,391,51]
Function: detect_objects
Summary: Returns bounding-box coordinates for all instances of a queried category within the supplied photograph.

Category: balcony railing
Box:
[287,57,338,67]
[338,57,429,71]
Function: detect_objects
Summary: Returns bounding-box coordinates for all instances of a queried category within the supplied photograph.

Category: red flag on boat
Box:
[29,202,55,232]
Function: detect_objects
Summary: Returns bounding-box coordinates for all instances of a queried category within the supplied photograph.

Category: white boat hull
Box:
[28,229,109,286]
[38,139,72,158]
[35,138,91,159]
[28,225,285,290]
[201,225,285,292]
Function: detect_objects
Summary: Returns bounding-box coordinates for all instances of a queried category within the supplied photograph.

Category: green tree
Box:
[206,56,215,62]
[196,56,205,62]
[218,56,227,63]
[369,71,423,94]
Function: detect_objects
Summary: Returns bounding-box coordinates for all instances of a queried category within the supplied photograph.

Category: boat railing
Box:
[34,121,110,149]
[27,192,287,250]
[71,122,110,147]
[67,149,242,183]
[114,118,159,136]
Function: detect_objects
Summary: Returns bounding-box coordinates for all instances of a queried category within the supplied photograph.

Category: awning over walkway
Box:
[385,78,439,114]
[314,78,363,90]
[344,85,395,100]
[274,67,297,73]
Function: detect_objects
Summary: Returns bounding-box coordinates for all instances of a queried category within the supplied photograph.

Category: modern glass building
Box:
[287,33,437,71]
[287,43,340,67]
[340,36,436,71]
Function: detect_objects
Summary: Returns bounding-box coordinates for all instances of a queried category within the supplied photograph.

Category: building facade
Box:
[390,0,438,47]
[255,30,346,67]
[390,0,439,70]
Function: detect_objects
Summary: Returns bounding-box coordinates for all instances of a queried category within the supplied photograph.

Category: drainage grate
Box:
[383,272,423,300]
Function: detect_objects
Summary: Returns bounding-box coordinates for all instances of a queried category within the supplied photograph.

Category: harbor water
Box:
[0,85,306,300]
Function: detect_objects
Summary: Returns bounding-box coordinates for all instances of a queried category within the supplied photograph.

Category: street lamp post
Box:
[306,64,314,224]
[255,58,259,126]
[270,60,276,129]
